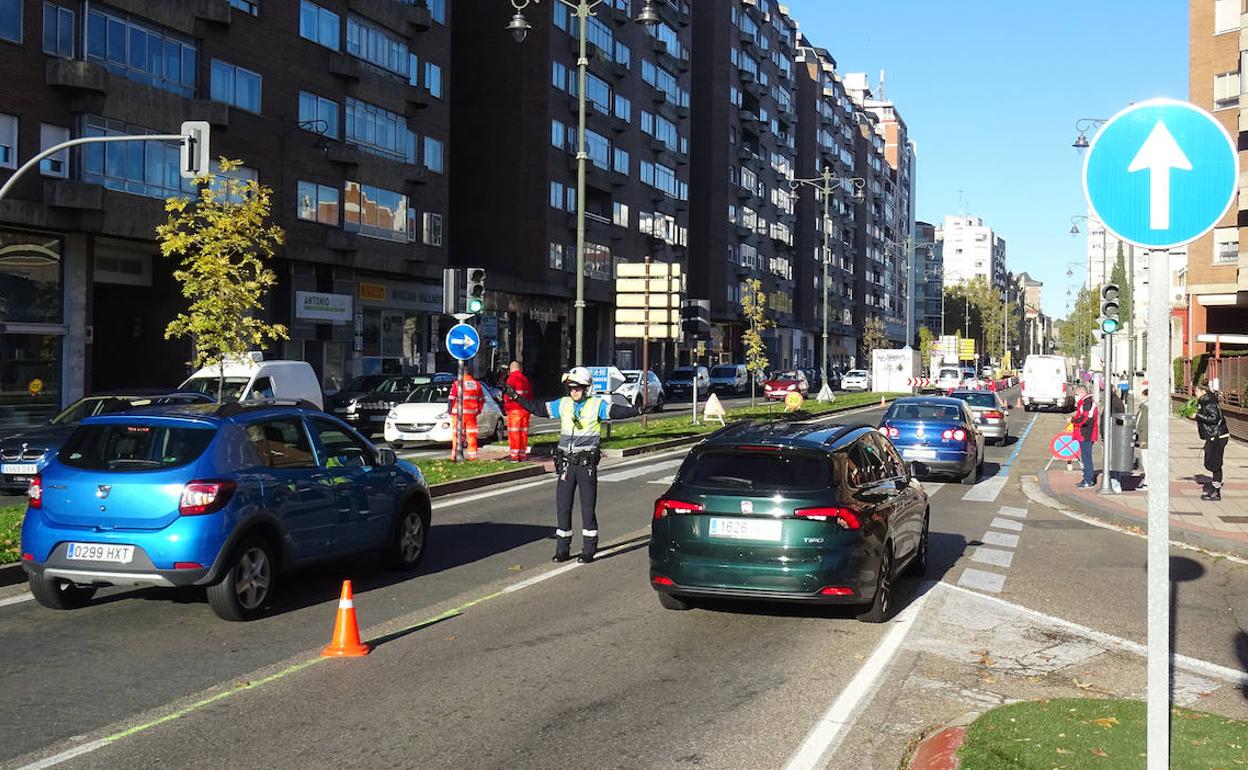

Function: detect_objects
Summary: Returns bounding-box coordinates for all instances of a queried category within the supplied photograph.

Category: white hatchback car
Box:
[840,370,870,391]
[384,382,506,447]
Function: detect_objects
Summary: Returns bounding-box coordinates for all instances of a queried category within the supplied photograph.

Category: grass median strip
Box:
[956,698,1248,769]
[414,458,536,486]
[1,504,23,564]
[531,391,905,450]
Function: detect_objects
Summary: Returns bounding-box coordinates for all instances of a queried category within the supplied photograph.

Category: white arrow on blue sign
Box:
[1083,98,1238,250]
[445,323,480,361]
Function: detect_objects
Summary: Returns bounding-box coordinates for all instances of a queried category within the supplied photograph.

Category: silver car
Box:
[948,390,1010,445]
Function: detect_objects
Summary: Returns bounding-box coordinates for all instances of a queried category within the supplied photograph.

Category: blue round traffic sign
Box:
[445,323,480,361]
[1083,98,1238,250]
[1050,432,1080,461]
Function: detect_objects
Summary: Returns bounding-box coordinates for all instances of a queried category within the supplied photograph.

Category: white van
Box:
[180,356,324,410]
[1020,354,1072,412]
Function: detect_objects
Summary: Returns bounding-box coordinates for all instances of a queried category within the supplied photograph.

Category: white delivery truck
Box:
[1020,354,1073,412]
[181,354,324,409]
[871,347,921,394]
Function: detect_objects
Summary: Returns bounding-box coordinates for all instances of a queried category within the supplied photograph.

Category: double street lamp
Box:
[788,168,864,386]
[507,0,661,366]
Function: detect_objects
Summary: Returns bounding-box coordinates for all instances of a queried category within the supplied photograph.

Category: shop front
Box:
[0,229,66,428]
[353,279,443,378]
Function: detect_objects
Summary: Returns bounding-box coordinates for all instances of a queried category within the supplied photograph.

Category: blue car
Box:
[20,400,431,621]
[877,397,984,486]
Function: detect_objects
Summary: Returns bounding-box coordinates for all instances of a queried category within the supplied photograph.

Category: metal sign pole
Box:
[1100,332,1114,493]
[641,258,651,429]
[456,360,466,463]
[1145,249,1171,770]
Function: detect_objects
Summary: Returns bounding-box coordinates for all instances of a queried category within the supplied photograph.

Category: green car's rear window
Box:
[60,424,215,471]
[681,449,829,491]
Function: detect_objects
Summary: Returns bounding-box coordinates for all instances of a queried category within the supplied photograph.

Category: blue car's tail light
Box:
[179,480,237,516]
[28,475,42,509]
[941,428,967,442]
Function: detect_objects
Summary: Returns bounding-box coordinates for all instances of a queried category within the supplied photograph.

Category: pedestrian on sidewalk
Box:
[448,371,484,460]
[1195,383,1230,501]
[1134,385,1149,490]
[503,361,533,462]
[501,367,639,563]
[1072,384,1100,488]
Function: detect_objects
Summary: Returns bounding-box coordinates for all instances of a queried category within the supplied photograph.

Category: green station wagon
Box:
[649,421,929,622]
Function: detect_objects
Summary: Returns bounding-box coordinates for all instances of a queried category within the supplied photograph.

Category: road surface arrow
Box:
[1127,120,1192,230]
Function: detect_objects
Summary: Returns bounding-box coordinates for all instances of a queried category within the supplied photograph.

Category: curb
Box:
[1031,474,1248,561]
[428,464,548,498]
[0,561,24,588]
[906,712,978,770]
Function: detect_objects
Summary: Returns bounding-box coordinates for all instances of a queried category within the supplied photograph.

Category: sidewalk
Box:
[1043,413,1248,557]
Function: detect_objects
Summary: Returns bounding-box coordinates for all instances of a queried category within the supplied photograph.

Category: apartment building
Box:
[0,0,451,424]
[1186,0,1248,355]
[912,220,942,337]
[450,0,692,390]
[935,214,1006,293]
[688,0,805,368]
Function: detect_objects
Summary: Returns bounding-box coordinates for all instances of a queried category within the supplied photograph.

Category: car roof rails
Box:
[215,398,322,418]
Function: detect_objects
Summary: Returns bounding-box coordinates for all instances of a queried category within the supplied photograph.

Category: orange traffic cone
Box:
[322,580,370,657]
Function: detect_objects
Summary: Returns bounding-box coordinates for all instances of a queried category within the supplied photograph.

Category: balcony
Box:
[42,179,103,211]
[407,85,432,110]
[105,0,229,35]
[649,137,667,153]
[408,3,432,32]
[45,59,107,93]
[738,68,756,84]
[325,142,362,166]
[328,54,364,81]
[326,229,360,253]
[346,0,426,36]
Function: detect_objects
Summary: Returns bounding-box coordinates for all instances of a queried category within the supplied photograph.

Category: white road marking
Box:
[961,474,1007,503]
[981,531,1020,548]
[15,739,111,770]
[970,547,1015,569]
[782,583,936,770]
[599,458,685,482]
[997,506,1028,518]
[0,592,33,609]
[939,581,1248,688]
[920,482,945,495]
[648,475,675,485]
[989,517,1023,532]
[957,568,1006,593]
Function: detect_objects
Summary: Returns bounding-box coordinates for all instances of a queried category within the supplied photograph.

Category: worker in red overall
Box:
[504,361,534,462]
[448,373,483,460]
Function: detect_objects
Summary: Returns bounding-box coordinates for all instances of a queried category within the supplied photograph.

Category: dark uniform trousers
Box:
[554,459,598,558]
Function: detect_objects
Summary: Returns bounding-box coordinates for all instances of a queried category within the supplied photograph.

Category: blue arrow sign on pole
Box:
[1083,98,1238,250]
[445,323,480,361]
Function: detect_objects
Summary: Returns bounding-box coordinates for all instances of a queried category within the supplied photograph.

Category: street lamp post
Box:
[507,0,660,366]
[788,169,865,387]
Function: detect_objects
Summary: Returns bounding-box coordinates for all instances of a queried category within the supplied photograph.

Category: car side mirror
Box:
[376,447,398,466]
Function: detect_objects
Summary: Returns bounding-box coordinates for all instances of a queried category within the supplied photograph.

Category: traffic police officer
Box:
[503,366,638,562]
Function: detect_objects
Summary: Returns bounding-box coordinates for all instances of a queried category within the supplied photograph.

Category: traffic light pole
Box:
[1100,333,1113,494]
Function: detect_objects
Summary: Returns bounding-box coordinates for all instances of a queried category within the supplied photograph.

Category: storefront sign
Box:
[356,279,442,313]
[295,291,353,323]
[358,283,387,302]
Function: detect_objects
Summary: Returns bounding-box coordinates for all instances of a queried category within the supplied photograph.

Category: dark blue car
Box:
[878,396,984,485]
[20,401,431,621]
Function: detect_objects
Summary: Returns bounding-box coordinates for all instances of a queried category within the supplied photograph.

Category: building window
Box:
[551,119,566,149]
[0,113,15,169]
[229,0,259,15]
[613,148,629,175]
[1213,71,1240,110]
[0,0,20,42]
[298,92,339,138]
[300,1,339,50]
[80,115,195,199]
[423,137,444,173]
[298,181,340,225]
[614,94,631,123]
[39,124,69,177]
[1214,227,1239,264]
[1215,0,1239,33]
[424,61,443,98]
[343,180,411,242]
[548,242,564,270]
[211,59,262,112]
[422,212,443,246]
[346,15,408,77]
[346,97,414,162]
[428,0,446,24]
[85,8,196,97]
[612,201,629,228]
[42,3,73,57]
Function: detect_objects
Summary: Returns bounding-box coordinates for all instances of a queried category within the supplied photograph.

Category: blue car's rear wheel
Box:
[207,536,275,622]
[386,505,429,571]
[28,573,96,610]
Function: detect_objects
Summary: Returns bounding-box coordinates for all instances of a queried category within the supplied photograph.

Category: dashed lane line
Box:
[956,568,1007,593]
[981,531,1020,548]
[599,458,685,482]
[997,505,1028,518]
[960,414,1038,503]
[970,547,1015,569]
[989,517,1024,532]
[0,592,33,609]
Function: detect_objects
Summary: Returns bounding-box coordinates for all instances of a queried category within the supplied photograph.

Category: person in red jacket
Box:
[503,361,533,462]
[1072,384,1100,488]
[448,372,483,460]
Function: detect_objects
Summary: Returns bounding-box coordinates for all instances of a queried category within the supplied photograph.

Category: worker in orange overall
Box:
[503,361,533,462]
[448,372,483,460]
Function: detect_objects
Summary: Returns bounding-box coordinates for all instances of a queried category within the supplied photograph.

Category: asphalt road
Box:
[3,390,1246,769]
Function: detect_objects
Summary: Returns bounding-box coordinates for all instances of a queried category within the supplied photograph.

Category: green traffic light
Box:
[467,298,484,314]
[1100,317,1120,334]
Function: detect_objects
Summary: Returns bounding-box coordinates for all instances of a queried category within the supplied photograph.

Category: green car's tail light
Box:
[652,576,675,586]
[819,586,855,596]
[653,498,704,520]
[794,507,861,530]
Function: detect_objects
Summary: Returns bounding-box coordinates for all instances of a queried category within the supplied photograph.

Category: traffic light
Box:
[1099,283,1121,334]
[681,299,711,339]
[466,268,486,314]
[442,267,460,315]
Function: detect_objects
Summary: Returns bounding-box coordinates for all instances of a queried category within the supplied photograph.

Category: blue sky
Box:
[784,0,1190,318]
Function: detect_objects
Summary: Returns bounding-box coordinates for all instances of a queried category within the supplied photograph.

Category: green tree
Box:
[1108,243,1132,327]
[918,325,935,371]
[740,278,772,406]
[158,158,289,399]
[1059,285,1098,365]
